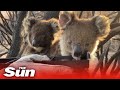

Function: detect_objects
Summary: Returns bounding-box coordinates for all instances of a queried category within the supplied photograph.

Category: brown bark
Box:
[7,11,28,58]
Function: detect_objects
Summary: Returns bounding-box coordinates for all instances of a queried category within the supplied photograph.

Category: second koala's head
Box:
[58,11,110,60]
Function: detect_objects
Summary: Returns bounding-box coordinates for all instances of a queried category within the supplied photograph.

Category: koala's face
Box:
[63,22,99,60]
[28,19,58,48]
[30,23,54,48]
[59,11,110,60]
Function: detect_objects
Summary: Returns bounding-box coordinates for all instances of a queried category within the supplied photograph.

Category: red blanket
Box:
[0,61,89,79]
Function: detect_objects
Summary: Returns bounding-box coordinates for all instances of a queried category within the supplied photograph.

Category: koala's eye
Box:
[68,41,72,44]
[85,43,89,46]
[56,25,59,28]
[51,22,58,28]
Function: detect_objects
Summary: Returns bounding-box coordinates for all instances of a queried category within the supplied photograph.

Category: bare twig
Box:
[0,29,12,42]
[31,11,35,17]
[0,41,9,50]
[7,11,27,58]
[98,26,120,49]
[110,58,118,75]
[111,23,120,29]
[1,31,11,45]
[111,11,120,23]
[79,11,83,18]
[107,11,117,17]
[92,43,110,76]
[0,12,12,33]
[0,51,8,57]
[105,41,111,65]
[92,11,95,16]
[102,49,120,74]
[0,23,12,35]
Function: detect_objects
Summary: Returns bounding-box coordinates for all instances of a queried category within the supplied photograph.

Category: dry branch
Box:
[92,43,110,76]
[0,41,9,50]
[1,31,11,45]
[98,26,120,49]
[111,23,120,29]
[0,23,12,35]
[103,49,120,74]
[7,11,27,58]
[107,11,117,17]
[0,51,8,57]
[0,12,12,33]
[110,58,118,75]
[111,11,120,23]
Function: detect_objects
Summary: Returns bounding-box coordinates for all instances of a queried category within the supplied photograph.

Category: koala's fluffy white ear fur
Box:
[94,15,110,40]
[59,11,74,29]
[51,20,59,32]
[48,18,59,33]
[51,21,58,28]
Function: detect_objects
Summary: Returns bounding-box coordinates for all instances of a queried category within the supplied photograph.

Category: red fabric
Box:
[0,62,119,79]
[0,62,90,79]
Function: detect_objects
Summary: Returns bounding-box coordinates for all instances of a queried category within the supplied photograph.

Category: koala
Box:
[58,11,110,60]
[19,11,60,57]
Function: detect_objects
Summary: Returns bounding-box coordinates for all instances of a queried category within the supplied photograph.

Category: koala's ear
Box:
[94,15,110,37]
[49,18,59,33]
[59,11,74,29]
[28,18,38,28]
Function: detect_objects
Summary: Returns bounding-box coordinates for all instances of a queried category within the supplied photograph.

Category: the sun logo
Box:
[3,67,35,77]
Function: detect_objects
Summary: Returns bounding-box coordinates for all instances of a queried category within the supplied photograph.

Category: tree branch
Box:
[7,11,27,58]
[98,26,120,49]
[102,49,120,74]
[111,23,120,29]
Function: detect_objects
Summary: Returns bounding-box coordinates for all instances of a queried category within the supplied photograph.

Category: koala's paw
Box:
[16,54,50,62]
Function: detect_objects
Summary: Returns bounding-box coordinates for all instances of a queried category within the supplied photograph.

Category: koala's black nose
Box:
[74,51,82,57]
[73,45,82,57]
